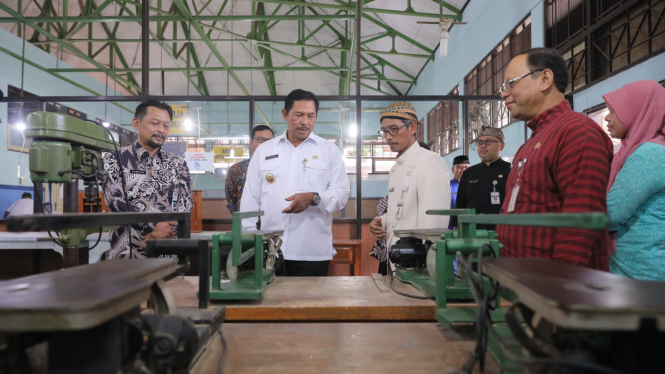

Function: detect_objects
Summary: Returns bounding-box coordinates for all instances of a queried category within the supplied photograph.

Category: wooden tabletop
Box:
[0,258,177,331]
[167,276,483,321]
[483,258,665,331]
[191,322,499,374]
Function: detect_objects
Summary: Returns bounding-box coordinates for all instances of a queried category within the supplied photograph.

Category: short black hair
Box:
[135,101,174,121]
[22,192,32,199]
[42,203,50,207]
[519,48,568,93]
[284,89,319,114]
[251,125,274,139]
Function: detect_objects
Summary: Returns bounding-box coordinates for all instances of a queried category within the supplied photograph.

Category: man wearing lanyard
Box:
[449,155,469,230]
[103,101,193,259]
[240,89,350,276]
[497,48,613,270]
[450,127,511,231]
[368,102,451,271]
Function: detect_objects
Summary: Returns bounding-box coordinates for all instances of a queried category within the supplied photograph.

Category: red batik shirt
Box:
[496,100,613,270]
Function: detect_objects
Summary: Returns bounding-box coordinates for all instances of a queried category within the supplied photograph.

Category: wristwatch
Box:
[311,192,321,206]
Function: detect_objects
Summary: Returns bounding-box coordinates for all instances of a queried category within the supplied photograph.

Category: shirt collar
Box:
[395,141,420,165]
[276,130,320,146]
[133,141,163,160]
[482,158,506,167]
[526,100,572,134]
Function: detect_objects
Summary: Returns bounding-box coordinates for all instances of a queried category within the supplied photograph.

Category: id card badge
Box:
[298,174,309,190]
[395,201,404,219]
[491,191,501,205]
[507,185,519,212]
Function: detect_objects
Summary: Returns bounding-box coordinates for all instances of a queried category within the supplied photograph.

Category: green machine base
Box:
[206,268,276,300]
[394,269,473,300]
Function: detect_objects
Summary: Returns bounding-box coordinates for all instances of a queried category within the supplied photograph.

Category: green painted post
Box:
[232,213,241,266]
[254,234,263,289]
[435,241,447,310]
[212,233,221,290]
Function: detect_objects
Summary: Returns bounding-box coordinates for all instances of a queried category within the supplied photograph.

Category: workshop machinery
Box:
[24,111,118,267]
[458,257,665,374]
[146,211,284,301]
[3,212,225,374]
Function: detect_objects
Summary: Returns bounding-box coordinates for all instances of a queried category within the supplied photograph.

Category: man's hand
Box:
[369,217,386,239]
[141,221,177,247]
[282,193,315,214]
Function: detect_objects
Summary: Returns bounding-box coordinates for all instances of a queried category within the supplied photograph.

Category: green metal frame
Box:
[1,0,463,96]
[208,211,276,300]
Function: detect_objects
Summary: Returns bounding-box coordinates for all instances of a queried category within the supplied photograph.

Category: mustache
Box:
[152,134,166,140]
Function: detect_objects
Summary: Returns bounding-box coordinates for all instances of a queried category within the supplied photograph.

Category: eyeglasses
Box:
[378,122,411,138]
[253,136,271,143]
[499,69,544,93]
[476,139,502,146]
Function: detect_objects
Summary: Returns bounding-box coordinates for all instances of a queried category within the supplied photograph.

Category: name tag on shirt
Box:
[507,186,519,212]
[266,154,279,160]
[491,191,500,204]
[299,174,309,190]
[469,180,479,183]
[130,169,146,175]
[395,201,404,219]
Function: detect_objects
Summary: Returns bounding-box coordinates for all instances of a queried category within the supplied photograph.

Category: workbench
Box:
[167,275,494,373]
[190,322,499,373]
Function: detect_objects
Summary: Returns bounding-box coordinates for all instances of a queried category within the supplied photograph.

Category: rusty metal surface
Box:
[483,258,665,330]
[0,259,176,331]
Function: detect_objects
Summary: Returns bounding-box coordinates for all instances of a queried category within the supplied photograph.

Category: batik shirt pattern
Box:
[102,142,193,259]
[225,158,250,213]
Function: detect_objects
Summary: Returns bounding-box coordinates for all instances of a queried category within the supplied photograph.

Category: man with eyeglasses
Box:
[369,102,451,272]
[450,127,511,231]
[496,48,613,271]
[240,89,349,277]
[225,125,274,214]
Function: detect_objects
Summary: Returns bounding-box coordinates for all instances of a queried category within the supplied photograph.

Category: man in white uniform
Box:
[369,102,451,270]
[4,192,34,218]
[240,89,350,276]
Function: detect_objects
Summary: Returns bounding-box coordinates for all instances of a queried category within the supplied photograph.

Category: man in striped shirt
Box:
[496,48,613,270]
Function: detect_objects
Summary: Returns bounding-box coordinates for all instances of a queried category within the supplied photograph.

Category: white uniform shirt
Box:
[240,131,350,261]
[380,143,451,248]
[6,199,34,217]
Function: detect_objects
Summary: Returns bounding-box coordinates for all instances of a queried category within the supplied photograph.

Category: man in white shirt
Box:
[240,89,350,276]
[4,192,34,218]
[369,102,451,271]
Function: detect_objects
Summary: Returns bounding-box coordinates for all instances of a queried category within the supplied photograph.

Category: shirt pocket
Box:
[517,159,549,206]
[305,158,327,189]
[259,159,283,190]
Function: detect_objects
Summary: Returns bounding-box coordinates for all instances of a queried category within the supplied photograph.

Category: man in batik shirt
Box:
[225,125,274,213]
[103,101,193,259]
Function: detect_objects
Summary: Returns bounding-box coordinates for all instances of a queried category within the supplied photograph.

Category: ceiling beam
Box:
[0,15,358,23]
[0,44,133,113]
[47,67,348,72]
[0,2,140,94]
[250,2,277,96]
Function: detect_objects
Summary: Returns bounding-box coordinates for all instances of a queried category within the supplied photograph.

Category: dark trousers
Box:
[276,260,330,277]
[378,261,388,276]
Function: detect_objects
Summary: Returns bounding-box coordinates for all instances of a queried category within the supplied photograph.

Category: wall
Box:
[409,0,665,172]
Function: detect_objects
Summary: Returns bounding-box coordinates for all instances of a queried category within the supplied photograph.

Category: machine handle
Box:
[457,212,607,230]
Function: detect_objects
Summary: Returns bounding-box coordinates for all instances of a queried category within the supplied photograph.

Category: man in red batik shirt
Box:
[496,48,613,271]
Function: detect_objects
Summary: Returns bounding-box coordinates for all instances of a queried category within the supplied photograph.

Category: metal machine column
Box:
[62,180,80,267]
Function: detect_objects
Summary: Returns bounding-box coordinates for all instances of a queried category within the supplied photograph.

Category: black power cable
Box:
[449,244,626,374]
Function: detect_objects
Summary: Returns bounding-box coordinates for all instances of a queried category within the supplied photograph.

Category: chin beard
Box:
[147,138,164,148]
